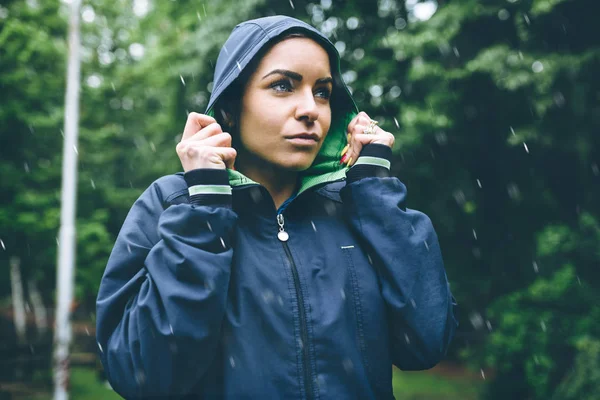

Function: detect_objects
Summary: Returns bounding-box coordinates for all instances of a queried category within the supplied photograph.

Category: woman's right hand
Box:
[176,112,237,171]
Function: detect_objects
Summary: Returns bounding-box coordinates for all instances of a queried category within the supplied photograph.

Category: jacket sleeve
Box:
[96,170,236,398]
[341,144,458,370]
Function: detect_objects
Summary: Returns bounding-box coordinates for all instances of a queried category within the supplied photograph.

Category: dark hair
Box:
[213,31,340,148]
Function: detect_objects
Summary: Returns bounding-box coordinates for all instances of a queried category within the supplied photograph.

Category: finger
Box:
[186,123,224,142]
[346,111,371,134]
[200,132,232,148]
[345,127,367,167]
[214,147,237,170]
[182,112,217,141]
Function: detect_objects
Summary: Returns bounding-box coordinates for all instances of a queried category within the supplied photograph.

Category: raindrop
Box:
[207,222,213,231]
[510,126,516,136]
[404,333,410,344]
[481,369,486,379]
[288,0,295,9]
[393,117,400,129]
[533,261,539,273]
[311,221,317,232]
[236,61,242,71]
[592,163,599,176]
[73,145,78,155]
[0,239,5,250]
[553,92,565,107]
[24,162,30,173]
[435,131,447,145]
[453,190,466,206]
[498,9,510,20]
[507,183,521,201]
[180,75,186,86]
[340,288,346,300]
[469,312,484,330]
[576,276,581,286]
[342,358,353,373]
[169,324,174,334]
[98,342,103,353]
[90,179,96,189]
[85,326,90,336]
[540,320,546,332]
[220,237,226,248]
[277,296,284,306]
[476,179,482,188]
[196,11,201,21]
[532,61,544,73]
[523,13,531,25]
[486,320,492,331]
[410,298,417,308]
[346,17,359,30]
[452,47,460,57]
[262,290,274,304]
[472,229,477,240]
[127,244,132,253]
[523,142,529,153]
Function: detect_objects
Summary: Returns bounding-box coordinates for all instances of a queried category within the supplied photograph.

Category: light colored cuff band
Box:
[354,156,391,170]
[188,185,232,196]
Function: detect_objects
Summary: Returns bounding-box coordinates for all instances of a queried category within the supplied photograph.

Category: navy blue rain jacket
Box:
[96,15,457,399]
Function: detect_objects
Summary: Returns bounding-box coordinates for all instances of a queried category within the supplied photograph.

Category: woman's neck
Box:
[236,153,298,210]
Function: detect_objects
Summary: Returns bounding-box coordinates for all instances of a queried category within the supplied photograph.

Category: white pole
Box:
[10,256,27,344]
[53,0,81,398]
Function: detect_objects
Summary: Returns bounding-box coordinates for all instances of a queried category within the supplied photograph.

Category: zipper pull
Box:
[277,213,289,242]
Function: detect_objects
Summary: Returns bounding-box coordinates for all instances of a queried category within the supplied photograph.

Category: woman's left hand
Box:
[341,111,395,167]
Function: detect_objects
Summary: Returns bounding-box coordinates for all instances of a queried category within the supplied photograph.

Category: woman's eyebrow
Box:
[261,69,333,85]
[262,69,303,81]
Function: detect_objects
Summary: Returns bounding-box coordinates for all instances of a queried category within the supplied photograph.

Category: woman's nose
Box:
[295,89,319,123]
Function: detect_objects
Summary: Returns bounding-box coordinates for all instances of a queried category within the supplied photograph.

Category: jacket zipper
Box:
[277,213,313,400]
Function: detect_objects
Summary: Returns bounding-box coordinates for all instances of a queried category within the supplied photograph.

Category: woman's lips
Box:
[285,133,319,146]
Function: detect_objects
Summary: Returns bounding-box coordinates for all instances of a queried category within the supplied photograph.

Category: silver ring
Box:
[363,120,379,135]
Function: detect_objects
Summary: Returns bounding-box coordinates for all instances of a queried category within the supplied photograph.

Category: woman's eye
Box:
[270,80,293,92]
[315,87,331,99]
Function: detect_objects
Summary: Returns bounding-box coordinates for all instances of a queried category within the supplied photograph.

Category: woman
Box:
[96,15,457,399]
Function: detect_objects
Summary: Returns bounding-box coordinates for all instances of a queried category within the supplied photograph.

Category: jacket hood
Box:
[205,15,358,195]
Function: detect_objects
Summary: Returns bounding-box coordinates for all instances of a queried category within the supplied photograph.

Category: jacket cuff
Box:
[346,143,392,183]
[184,169,232,207]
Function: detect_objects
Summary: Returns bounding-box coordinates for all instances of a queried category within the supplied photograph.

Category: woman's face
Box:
[238,37,333,172]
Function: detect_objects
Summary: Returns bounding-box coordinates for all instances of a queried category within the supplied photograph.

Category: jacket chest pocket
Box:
[341,246,393,396]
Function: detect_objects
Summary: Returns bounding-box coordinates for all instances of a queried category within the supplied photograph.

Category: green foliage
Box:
[552,336,600,400]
